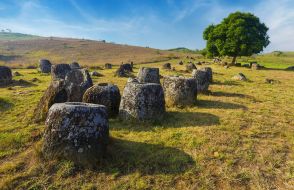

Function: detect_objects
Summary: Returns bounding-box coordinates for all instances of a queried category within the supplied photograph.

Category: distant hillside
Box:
[168,47,200,54]
[0,33,189,67]
[0,32,40,41]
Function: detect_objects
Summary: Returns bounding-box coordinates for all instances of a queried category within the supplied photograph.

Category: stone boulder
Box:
[83,83,121,117]
[33,80,67,122]
[162,63,171,70]
[105,63,112,69]
[186,62,197,72]
[51,64,71,80]
[39,59,52,73]
[119,80,165,121]
[163,76,197,107]
[121,63,133,72]
[200,67,213,83]
[34,69,93,122]
[232,73,247,81]
[178,61,183,65]
[14,71,22,76]
[70,62,80,69]
[43,102,109,167]
[286,66,294,71]
[64,69,93,102]
[137,67,160,83]
[0,66,12,85]
[192,69,210,93]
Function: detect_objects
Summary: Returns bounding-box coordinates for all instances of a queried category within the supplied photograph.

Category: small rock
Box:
[192,69,210,93]
[186,62,197,72]
[14,71,22,76]
[0,66,12,85]
[162,63,171,70]
[39,59,52,73]
[232,73,247,81]
[91,71,103,77]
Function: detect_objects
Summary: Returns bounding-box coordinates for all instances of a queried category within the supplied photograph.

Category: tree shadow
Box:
[0,97,14,112]
[212,80,240,86]
[97,138,195,175]
[197,99,247,110]
[0,79,37,88]
[209,91,258,101]
[111,111,220,132]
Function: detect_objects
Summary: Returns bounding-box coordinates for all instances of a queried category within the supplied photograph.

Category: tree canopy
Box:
[203,11,270,63]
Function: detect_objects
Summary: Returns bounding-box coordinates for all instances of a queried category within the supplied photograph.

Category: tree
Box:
[203,11,270,64]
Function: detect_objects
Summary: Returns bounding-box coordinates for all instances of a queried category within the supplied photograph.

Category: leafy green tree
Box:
[203,11,270,64]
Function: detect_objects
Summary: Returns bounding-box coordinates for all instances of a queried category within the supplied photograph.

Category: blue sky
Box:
[0,0,293,52]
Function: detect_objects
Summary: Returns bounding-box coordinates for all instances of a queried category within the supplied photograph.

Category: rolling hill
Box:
[0,33,188,67]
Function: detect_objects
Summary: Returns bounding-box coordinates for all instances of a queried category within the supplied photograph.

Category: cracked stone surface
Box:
[163,76,197,107]
[192,69,210,93]
[137,67,160,83]
[119,79,165,121]
[43,102,109,167]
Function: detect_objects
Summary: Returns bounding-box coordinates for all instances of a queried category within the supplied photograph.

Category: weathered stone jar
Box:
[192,69,210,93]
[163,76,197,107]
[0,66,12,85]
[39,59,52,73]
[51,64,71,80]
[119,79,165,121]
[200,67,213,83]
[70,62,81,69]
[137,67,160,83]
[43,102,109,167]
[185,62,197,72]
[83,83,121,117]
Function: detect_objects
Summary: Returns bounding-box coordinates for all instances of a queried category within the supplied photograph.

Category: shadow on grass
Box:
[213,80,240,86]
[111,111,220,132]
[197,99,247,110]
[0,97,14,112]
[210,91,257,100]
[98,138,195,175]
[0,79,37,88]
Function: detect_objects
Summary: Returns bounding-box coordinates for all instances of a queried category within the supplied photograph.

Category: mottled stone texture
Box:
[0,66,12,85]
[51,64,71,80]
[83,83,121,117]
[115,64,133,77]
[137,67,160,83]
[34,80,67,122]
[121,63,133,72]
[119,80,165,121]
[162,63,171,70]
[200,67,213,83]
[105,63,112,69]
[64,69,93,102]
[43,102,109,167]
[70,62,81,69]
[163,76,197,107]
[39,59,52,73]
[186,63,197,72]
[232,73,247,81]
[192,69,209,93]
[34,69,93,122]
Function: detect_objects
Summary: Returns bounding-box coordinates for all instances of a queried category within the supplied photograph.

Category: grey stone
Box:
[119,80,165,121]
[137,67,160,83]
[192,69,210,93]
[70,62,80,69]
[162,63,171,70]
[105,63,112,69]
[186,62,197,72]
[83,83,121,117]
[91,71,103,77]
[178,61,183,65]
[121,63,133,72]
[14,71,22,76]
[232,73,247,81]
[64,69,93,102]
[200,67,213,83]
[0,66,12,85]
[39,59,52,73]
[51,64,71,80]
[163,76,197,107]
[43,102,109,167]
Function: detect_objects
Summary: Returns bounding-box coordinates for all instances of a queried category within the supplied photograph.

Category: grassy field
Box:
[0,56,294,189]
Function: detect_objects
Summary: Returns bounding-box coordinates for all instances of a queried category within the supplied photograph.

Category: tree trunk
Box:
[231,56,237,65]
